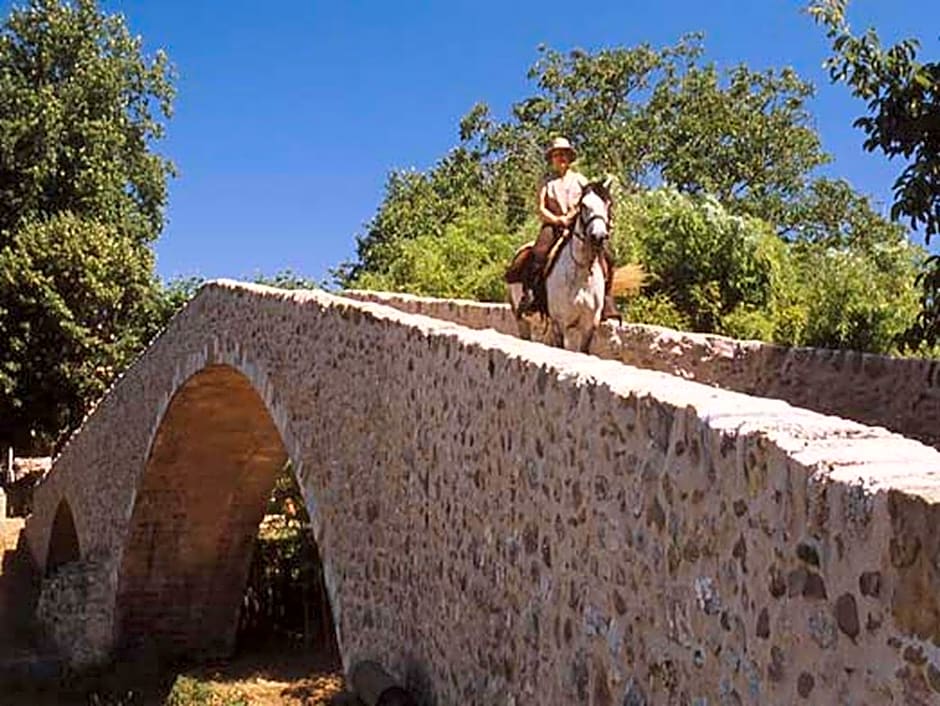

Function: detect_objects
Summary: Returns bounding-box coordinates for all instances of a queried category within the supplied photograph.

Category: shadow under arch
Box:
[114,363,319,659]
[46,497,80,574]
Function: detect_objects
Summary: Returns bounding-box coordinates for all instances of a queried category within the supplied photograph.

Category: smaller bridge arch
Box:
[46,498,80,574]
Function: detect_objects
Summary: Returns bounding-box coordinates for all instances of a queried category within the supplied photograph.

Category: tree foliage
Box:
[0,214,161,448]
[617,189,787,333]
[352,208,527,302]
[615,187,922,351]
[0,0,175,245]
[0,0,175,451]
[337,35,839,291]
[792,243,922,352]
[334,148,487,285]
[460,35,829,226]
[809,0,940,346]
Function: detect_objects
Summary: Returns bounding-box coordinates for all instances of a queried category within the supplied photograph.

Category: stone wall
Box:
[35,558,114,669]
[19,282,940,704]
[344,290,940,449]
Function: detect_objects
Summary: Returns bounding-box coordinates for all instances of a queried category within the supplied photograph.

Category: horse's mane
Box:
[582,180,612,203]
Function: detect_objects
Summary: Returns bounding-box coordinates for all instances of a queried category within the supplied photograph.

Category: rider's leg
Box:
[521,224,558,312]
[530,224,556,277]
[504,249,530,284]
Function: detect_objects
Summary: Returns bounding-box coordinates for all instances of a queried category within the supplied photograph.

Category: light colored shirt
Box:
[543,170,588,217]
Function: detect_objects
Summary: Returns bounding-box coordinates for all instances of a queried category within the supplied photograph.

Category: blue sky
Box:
[3,1,938,283]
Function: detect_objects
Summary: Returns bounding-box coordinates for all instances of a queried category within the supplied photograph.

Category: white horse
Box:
[508,181,612,352]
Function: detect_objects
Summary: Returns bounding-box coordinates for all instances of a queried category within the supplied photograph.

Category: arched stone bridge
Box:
[20,281,940,704]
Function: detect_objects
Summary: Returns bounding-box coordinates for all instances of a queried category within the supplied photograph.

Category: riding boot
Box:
[602,294,622,323]
[601,248,622,323]
[520,253,546,314]
[517,258,536,313]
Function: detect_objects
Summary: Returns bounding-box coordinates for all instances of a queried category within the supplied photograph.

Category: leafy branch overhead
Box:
[809,0,940,345]
[460,34,829,227]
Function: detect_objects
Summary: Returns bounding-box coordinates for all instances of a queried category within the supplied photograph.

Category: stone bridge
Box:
[17,281,940,704]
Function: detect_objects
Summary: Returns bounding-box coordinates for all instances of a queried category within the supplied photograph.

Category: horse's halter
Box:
[569,189,610,268]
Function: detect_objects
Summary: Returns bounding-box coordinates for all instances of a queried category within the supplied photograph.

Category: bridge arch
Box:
[46,497,80,574]
[114,363,307,657]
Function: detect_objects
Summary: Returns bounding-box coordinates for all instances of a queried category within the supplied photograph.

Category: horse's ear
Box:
[602,175,614,192]
[587,179,611,204]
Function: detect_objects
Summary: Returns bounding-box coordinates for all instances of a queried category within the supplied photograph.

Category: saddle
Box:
[504,236,570,316]
[505,235,568,285]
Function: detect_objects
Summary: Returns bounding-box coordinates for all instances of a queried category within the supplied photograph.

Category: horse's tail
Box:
[611,263,647,296]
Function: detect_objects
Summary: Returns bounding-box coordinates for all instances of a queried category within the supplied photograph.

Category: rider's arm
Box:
[539,183,565,226]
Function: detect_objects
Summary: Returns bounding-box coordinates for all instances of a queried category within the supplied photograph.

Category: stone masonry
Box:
[345,290,940,449]
[15,282,940,704]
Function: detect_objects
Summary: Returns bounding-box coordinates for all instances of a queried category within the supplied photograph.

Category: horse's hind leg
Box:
[561,327,579,352]
[580,327,595,353]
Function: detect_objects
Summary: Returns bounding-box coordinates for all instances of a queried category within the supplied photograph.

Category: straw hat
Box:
[545,136,577,162]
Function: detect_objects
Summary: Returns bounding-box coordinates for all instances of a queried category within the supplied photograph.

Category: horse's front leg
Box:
[551,321,564,348]
[563,325,594,353]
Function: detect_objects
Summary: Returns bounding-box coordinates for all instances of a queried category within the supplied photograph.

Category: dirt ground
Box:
[0,515,355,705]
[167,645,347,706]
[0,641,351,706]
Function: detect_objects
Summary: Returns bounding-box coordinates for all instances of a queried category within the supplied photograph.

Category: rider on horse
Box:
[516,137,621,321]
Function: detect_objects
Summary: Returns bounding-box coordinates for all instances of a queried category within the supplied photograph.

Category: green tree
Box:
[0,0,175,245]
[809,0,940,346]
[344,36,897,289]
[334,147,487,285]
[337,34,923,355]
[652,63,826,224]
[0,214,160,449]
[0,0,175,450]
[785,177,907,250]
[791,243,921,353]
[462,36,829,225]
[617,188,789,333]
[351,208,526,302]
[615,187,922,352]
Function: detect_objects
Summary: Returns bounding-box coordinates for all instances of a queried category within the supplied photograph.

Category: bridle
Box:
[569,189,610,268]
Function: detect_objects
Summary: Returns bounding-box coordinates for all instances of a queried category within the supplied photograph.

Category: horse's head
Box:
[576,180,613,250]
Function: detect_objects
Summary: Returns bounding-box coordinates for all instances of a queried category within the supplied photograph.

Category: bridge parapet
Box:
[344,290,940,449]
[17,282,940,703]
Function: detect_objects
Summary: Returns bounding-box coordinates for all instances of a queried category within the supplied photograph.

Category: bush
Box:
[622,292,691,330]
[351,208,529,302]
[617,188,788,332]
[791,245,921,353]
